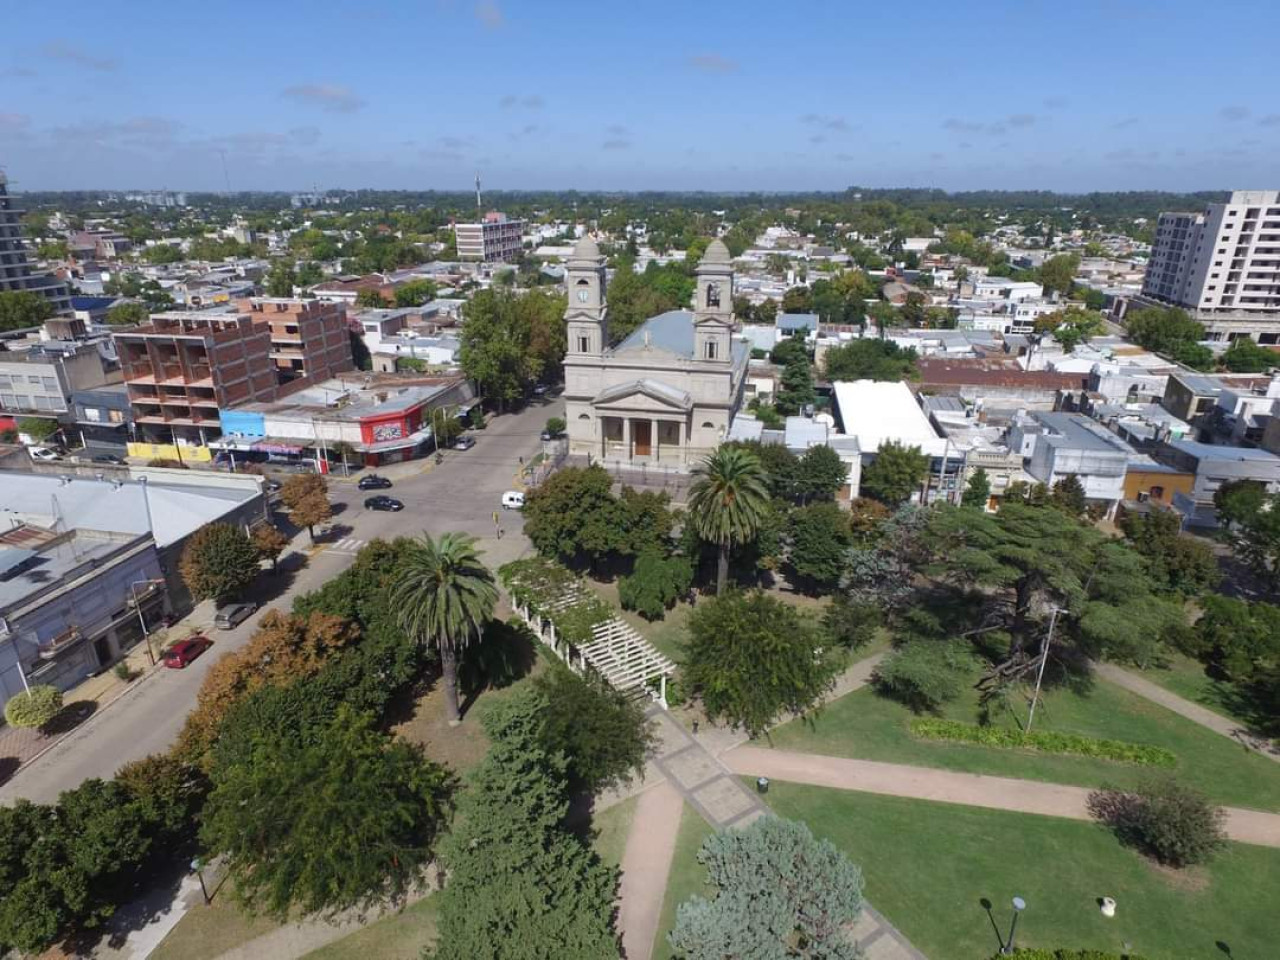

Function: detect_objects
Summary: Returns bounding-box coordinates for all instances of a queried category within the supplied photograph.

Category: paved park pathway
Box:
[724,746,1280,848]
[614,654,927,960]
[1096,662,1280,764]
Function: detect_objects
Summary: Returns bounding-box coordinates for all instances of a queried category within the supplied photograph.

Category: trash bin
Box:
[756,776,770,794]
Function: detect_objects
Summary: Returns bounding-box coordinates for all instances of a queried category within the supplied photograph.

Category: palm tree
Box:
[392,532,498,726]
[688,446,771,595]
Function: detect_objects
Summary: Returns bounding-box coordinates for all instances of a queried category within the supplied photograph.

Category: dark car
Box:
[365,495,404,512]
[91,453,125,465]
[214,601,257,630]
[358,474,393,490]
[163,636,213,669]
[454,436,476,451]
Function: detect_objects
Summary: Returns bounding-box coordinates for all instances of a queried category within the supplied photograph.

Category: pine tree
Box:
[669,816,865,959]
[430,689,618,960]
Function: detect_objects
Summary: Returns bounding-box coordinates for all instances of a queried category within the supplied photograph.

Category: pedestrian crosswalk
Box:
[329,537,367,556]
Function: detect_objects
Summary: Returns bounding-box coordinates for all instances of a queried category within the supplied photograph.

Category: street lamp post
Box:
[1002,896,1026,955]
[191,856,211,905]
[129,578,165,667]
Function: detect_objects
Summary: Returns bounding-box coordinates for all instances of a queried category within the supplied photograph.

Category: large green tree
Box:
[685,590,841,736]
[795,444,848,503]
[860,441,929,506]
[0,291,55,332]
[1221,336,1278,373]
[669,816,865,960]
[106,301,150,326]
[822,338,918,382]
[788,502,852,590]
[178,522,260,602]
[392,532,498,725]
[201,706,449,918]
[961,467,991,508]
[430,690,618,959]
[532,664,655,794]
[1120,509,1219,596]
[688,446,771,594]
[459,288,566,409]
[1037,253,1081,296]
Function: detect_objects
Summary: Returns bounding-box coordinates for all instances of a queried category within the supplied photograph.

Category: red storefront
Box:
[357,405,433,466]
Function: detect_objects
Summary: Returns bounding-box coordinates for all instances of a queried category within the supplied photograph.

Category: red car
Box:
[163,636,213,669]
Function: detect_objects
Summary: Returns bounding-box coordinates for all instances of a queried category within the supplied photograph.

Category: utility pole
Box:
[475,172,482,214]
[1025,606,1062,734]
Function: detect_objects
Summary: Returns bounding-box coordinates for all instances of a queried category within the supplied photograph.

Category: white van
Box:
[501,490,525,510]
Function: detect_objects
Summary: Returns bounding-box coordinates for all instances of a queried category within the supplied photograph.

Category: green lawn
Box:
[1139,652,1262,729]
[651,804,716,960]
[764,781,1280,960]
[150,888,285,960]
[302,896,439,960]
[591,794,640,869]
[768,674,1280,811]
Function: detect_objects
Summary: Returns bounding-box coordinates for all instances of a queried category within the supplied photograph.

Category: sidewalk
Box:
[617,781,683,960]
[1097,662,1280,763]
[724,746,1280,849]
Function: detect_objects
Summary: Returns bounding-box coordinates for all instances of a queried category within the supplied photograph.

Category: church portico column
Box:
[651,418,659,462]
[622,417,632,461]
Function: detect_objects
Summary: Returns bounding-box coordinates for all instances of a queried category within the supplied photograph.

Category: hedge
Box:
[4,685,64,729]
[993,950,1149,960]
[910,718,1176,767]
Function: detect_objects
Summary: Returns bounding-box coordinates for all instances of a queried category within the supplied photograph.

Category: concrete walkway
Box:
[612,700,926,960]
[725,746,1280,849]
[617,782,684,960]
[1097,662,1280,763]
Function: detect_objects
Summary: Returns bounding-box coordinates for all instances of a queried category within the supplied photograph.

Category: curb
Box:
[4,663,166,789]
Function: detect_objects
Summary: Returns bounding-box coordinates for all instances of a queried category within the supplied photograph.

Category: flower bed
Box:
[910,718,1176,766]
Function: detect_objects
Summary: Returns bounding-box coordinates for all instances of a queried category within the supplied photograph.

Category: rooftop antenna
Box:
[218,149,231,194]
[475,172,482,214]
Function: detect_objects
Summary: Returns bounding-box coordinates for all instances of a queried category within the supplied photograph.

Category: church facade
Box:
[563,237,749,470]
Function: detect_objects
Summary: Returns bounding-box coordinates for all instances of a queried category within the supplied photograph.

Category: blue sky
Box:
[2,0,1278,193]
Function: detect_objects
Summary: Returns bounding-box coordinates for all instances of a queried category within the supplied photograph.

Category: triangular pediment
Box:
[593,378,692,411]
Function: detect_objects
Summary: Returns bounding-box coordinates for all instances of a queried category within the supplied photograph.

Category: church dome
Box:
[571,234,601,261]
[701,238,732,264]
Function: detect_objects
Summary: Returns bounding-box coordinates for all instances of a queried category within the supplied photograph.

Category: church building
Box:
[563,236,749,469]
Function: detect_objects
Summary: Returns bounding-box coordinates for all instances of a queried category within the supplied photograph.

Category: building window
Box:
[704,340,718,360]
[706,282,721,308]
[577,336,589,353]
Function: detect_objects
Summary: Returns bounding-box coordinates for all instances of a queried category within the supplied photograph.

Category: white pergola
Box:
[510,579,675,706]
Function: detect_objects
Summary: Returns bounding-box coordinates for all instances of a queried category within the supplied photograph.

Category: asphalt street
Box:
[0,398,558,804]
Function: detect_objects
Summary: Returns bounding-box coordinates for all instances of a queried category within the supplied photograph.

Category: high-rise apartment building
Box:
[114,313,279,444]
[455,211,525,262]
[235,298,354,382]
[1141,190,1280,342]
[113,299,354,444]
[0,172,71,314]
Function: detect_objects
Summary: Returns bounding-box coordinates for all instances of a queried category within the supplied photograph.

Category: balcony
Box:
[38,626,85,660]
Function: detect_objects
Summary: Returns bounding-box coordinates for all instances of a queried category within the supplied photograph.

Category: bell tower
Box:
[565,235,608,356]
[693,238,733,363]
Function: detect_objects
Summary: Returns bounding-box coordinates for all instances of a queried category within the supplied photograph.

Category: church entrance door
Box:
[633,420,651,457]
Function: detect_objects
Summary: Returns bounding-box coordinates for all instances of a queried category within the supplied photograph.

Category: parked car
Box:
[532,384,548,397]
[502,490,525,509]
[214,601,258,630]
[365,495,404,512]
[91,453,125,465]
[454,436,476,451]
[28,447,60,462]
[358,474,393,490]
[163,635,213,669]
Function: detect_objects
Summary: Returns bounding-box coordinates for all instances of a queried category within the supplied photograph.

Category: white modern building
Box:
[455,212,525,262]
[1141,190,1280,342]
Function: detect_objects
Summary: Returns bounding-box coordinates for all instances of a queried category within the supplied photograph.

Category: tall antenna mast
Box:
[218,149,231,194]
[475,172,482,213]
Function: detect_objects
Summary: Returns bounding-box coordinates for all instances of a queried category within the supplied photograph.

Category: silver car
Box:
[214,601,258,630]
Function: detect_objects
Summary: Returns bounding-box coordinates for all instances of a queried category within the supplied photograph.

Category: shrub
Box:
[4,685,63,729]
[113,662,135,682]
[872,640,975,713]
[618,549,692,620]
[910,718,1176,766]
[1087,777,1226,867]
